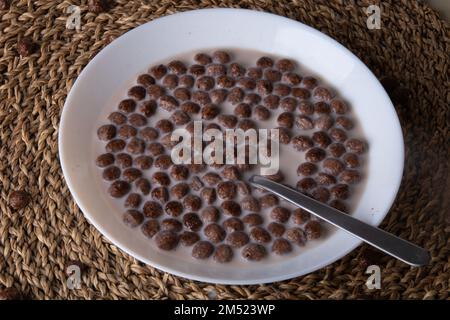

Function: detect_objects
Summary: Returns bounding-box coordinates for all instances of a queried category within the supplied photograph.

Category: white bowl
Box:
[59,8,404,284]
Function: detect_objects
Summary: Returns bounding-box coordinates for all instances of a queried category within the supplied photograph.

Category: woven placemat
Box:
[0,0,448,300]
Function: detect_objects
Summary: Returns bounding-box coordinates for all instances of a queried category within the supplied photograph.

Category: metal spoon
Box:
[249,175,430,266]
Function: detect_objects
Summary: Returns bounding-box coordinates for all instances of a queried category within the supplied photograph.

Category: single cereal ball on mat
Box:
[8,190,31,210]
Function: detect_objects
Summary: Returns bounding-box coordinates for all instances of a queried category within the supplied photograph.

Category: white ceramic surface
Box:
[59,8,404,284]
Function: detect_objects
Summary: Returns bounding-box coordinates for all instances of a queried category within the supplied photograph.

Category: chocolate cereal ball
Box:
[141,219,160,238]
[254,105,271,121]
[314,101,331,114]
[181,101,200,114]
[194,53,211,65]
[214,244,233,263]
[329,199,348,213]
[279,97,297,111]
[270,207,290,223]
[292,135,314,152]
[305,147,326,163]
[171,182,189,199]
[183,213,203,232]
[102,166,120,181]
[118,99,136,113]
[190,176,204,191]
[217,181,237,200]
[234,103,251,118]
[221,200,241,216]
[260,194,279,209]
[126,138,145,154]
[108,112,127,125]
[206,64,227,77]
[241,196,261,212]
[226,231,249,248]
[203,172,222,186]
[313,87,333,101]
[212,50,230,63]
[272,238,292,255]
[108,180,130,198]
[263,95,280,109]
[151,186,169,203]
[297,162,317,176]
[221,165,240,180]
[301,76,318,90]
[143,201,163,218]
[297,102,313,116]
[128,86,146,100]
[164,201,183,217]
[192,241,214,259]
[296,177,317,193]
[162,74,178,89]
[124,193,141,209]
[134,155,153,170]
[236,181,251,195]
[183,194,202,211]
[154,155,173,170]
[277,127,291,144]
[223,217,244,233]
[336,116,354,130]
[179,75,195,88]
[292,87,310,100]
[316,173,336,186]
[330,99,349,114]
[217,114,238,128]
[96,153,114,167]
[342,153,360,168]
[168,60,187,75]
[147,85,165,100]
[257,56,274,68]
[97,124,116,141]
[135,178,151,195]
[329,128,347,143]
[210,89,228,104]
[137,74,155,87]
[200,187,216,205]
[312,131,332,148]
[282,72,302,85]
[154,231,179,250]
[286,228,306,246]
[264,69,282,82]
[305,221,322,240]
[267,222,285,237]
[123,210,144,228]
[244,93,261,105]
[217,75,235,88]
[201,104,220,120]
[277,112,294,128]
[243,213,263,226]
[117,125,137,139]
[339,169,361,184]
[171,110,190,126]
[201,206,220,223]
[295,115,314,130]
[323,158,345,175]
[250,227,271,244]
[170,164,189,181]
[180,231,200,246]
[292,208,311,225]
[312,187,330,203]
[242,243,267,261]
[315,115,334,131]
[189,64,206,76]
[149,64,167,79]
[256,79,273,95]
[159,95,179,111]
[273,83,291,96]
[330,183,350,200]
[326,144,345,159]
[227,87,245,104]
[204,223,226,243]
[140,100,157,117]
[152,171,170,186]
[275,58,295,72]
[161,218,182,232]
[174,88,191,101]
[345,138,366,154]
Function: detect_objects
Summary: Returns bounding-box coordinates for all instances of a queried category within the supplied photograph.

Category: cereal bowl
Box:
[59,8,404,284]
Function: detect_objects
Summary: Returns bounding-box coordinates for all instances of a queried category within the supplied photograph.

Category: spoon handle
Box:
[249,175,430,267]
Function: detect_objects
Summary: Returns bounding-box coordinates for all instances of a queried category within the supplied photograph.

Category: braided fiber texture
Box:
[0,0,448,299]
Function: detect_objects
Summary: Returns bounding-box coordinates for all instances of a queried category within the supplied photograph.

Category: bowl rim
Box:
[59,8,404,284]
